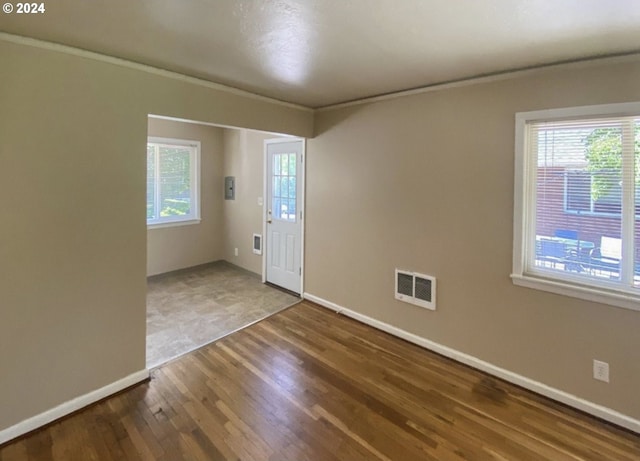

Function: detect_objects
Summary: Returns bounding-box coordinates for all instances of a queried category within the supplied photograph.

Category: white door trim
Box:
[262,137,305,295]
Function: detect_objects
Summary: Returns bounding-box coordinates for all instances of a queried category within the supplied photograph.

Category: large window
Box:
[147,137,200,227]
[512,102,640,311]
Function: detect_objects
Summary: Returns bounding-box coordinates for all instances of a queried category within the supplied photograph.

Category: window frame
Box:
[564,169,594,215]
[146,136,201,229]
[512,102,640,312]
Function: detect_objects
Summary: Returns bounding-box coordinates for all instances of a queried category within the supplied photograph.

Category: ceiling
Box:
[2,0,640,108]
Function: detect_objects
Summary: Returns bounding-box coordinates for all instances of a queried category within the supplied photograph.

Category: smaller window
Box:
[147,137,200,227]
[564,169,623,216]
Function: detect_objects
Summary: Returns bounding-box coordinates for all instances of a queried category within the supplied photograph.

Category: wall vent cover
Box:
[395,269,436,310]
[253,233,262,255]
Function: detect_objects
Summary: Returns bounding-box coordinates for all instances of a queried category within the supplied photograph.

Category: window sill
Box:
[147,219,201,230]
[510,273,640,312]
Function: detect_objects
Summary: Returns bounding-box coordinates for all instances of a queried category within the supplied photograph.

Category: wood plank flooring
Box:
[1,301,639,460]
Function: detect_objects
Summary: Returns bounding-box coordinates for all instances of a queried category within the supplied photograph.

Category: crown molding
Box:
[316,52,640,112]
[3,31,639,116]
[0,32,313,113]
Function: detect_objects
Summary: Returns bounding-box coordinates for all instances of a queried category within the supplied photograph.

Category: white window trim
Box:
[512,101,640,312]
[148,216,201,229]
[147,136,201,229]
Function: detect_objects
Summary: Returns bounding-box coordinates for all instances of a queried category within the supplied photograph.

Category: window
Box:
[512,102,640,311]
[147,137,200,227]
[272,153,297,222]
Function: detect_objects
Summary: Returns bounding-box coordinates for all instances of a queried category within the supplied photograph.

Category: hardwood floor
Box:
[1,301,639,460]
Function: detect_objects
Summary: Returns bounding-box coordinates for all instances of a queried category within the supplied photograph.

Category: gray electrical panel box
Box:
[224,176,235,200]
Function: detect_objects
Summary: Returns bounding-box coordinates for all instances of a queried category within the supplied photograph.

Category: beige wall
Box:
[307,59,640,420]
[2,29,639,439]
[0,38,312,434]
[147,118,224,276]
[222,129,287,274]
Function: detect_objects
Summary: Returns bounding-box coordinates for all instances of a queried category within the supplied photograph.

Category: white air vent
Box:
[253,233,262,255]
[395,269,436,310]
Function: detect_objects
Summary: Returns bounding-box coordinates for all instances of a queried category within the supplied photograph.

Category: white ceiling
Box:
[2,0,640,108]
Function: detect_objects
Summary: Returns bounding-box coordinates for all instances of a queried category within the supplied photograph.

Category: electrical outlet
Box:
[234,248,238,257]
[593,360,609,383]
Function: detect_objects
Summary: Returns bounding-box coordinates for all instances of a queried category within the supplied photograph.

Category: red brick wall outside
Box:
[536,167,640,259]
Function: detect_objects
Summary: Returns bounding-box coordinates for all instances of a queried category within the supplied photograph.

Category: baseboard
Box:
[0,369,149,445]
[147,260,224,279]
[303,293,640,434]
[148,260,262,281]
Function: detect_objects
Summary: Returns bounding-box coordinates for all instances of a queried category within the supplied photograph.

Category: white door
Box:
[265,139,303,294]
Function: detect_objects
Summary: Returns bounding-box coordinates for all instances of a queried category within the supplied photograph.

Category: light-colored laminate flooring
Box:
[146,261,298,368]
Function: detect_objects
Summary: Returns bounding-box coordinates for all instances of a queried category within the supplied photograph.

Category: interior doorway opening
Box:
[145,115,304,368]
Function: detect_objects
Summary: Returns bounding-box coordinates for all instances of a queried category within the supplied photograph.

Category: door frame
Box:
[262,137,306,295]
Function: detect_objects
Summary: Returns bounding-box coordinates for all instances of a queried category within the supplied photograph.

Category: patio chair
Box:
[588,236,621,275]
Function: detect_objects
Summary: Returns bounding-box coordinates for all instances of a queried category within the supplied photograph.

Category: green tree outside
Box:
[584,125,640,201]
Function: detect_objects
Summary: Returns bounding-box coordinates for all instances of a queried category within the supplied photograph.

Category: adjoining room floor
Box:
[146,261,299,368]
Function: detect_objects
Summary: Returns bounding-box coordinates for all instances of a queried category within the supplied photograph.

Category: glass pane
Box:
[593,169,622,215]
[271,152,298,222]
[273,198,281,219]
[636,234,640,287]
[280,199,289,218]
[534,123,622,282]
[273,154,281,175]
[289,176,296,199]
[289,154,296,176]
[565,171,591,212]
[288,198,296,220]
[273,176,280,198]
[159,147,191,217]
[146,145,156,220]
[634,120,640,287]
